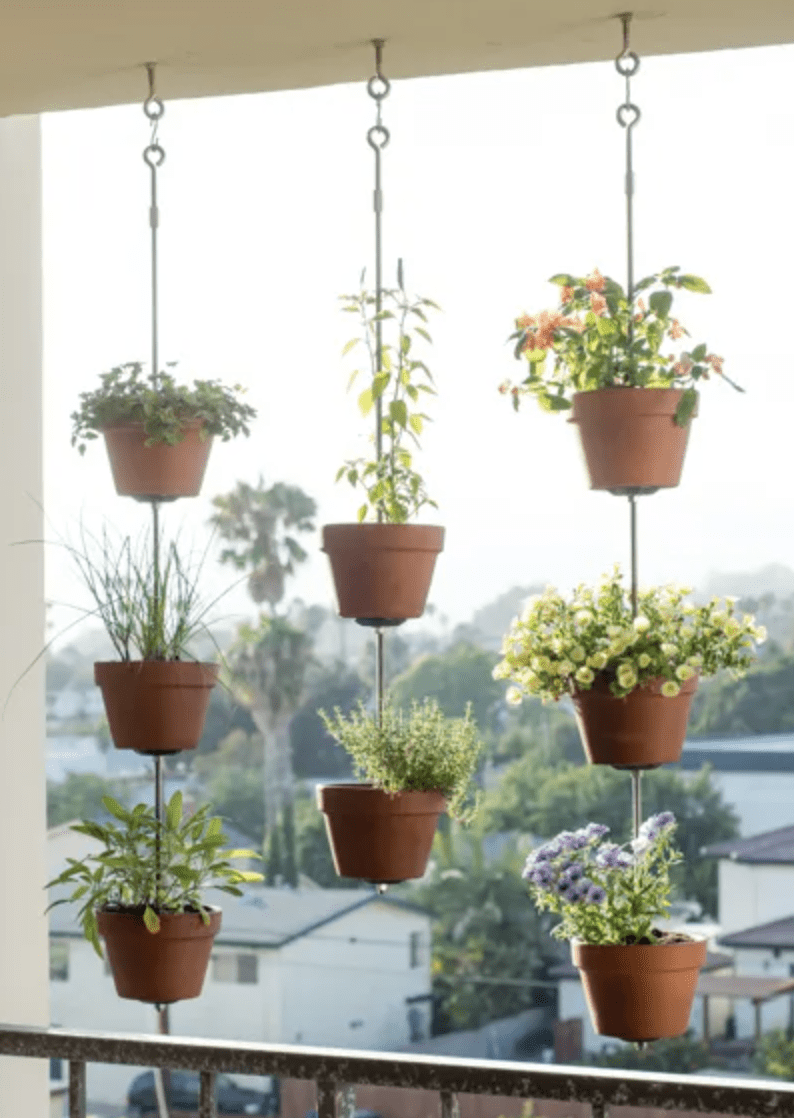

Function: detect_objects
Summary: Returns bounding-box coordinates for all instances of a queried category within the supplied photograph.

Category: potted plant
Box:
[322,276,444,625]
[493,566,766,767]
[47,792,262,1004]
[71,362,257,500]
[523,813,706,1042]
[317,698,482,883]
[73,527,222,754]
[502,267,743,492]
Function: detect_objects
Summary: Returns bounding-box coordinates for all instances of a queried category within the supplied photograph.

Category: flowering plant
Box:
[501,267,742,426]
[493,566,766,704]
[523,813,682,945]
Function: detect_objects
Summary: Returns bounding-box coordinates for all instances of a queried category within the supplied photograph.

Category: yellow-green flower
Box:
[661,680,681,698]
[616,663,637,690]
[675,664,695,682]
[637,652,652,669]
[575,666,595,686]
[570,645,586,662]
[506,685,523,706]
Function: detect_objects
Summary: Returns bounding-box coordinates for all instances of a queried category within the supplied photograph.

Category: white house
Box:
[48,828,432,1109]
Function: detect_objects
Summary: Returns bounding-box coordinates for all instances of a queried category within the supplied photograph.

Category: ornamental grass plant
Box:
[493,566,766,705]
[319,698,482,822]
[501,266,743,425]
[523,812,683,945]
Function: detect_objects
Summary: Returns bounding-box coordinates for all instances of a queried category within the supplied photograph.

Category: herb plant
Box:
[337,275,439,523]
[494,566,766,705]
[71,362,257,453]
[320,699,482,822]
[523,813,682,945]
[502,267,742,425]
[46,792,263,956]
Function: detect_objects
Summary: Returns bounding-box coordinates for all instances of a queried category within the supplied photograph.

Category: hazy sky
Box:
[41,43,794,640]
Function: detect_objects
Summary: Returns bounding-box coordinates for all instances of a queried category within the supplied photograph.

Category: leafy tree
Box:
[755,1029,794,1079]
[390,642,504,734]
[194,684,257,758]
[689,648,794,738]
[482,762,738,917]
[411,830,559,1032]
[290,660,365,778]
[47,773,126,828]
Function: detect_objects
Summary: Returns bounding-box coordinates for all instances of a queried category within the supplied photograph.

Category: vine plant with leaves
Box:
[337,273,440,523]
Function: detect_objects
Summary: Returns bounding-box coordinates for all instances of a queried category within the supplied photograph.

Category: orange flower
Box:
[590,292,607,316]
[585,268,606,293]
[637,297,646,313]
[560,285,575,304]
[516,314,536,329]
[522,334,538,352]
[707,354,724,376]
[498,380,511,394]
[669,318,685,340]
[672,357,693,378]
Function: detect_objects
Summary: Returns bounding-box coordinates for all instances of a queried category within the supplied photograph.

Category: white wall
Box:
[0,113,48,1116]
[718,860,794,936]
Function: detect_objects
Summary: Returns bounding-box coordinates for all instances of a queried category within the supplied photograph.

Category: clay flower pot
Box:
[322,523,445,625]
[94,661,219,754]
[98,907,221,1004]
[569,388,697,494]
[102,421,213,500]
[572,937,707,1042]
[573,673,699,769]
[317,783,445,884]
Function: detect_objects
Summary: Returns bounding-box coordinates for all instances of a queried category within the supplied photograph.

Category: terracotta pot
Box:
[572,938,707,1042]
[322,523,444,625]
[98,907,221,1004]
[573,673,698,768]
[569,388,697,493]
[94,661,219,754]
[102,421,213,500]
[317,783,445,884]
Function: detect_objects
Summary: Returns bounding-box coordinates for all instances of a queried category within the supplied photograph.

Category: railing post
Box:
[199,1070,216,1118]
[440,1089,460,1118]
[68,1060,86,1118]
[317,1078,338,1118]
[591,1100,609,1118]
[339,1083,356,1118]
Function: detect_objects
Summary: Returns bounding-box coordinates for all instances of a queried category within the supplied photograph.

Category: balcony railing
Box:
[4,1023,794,1118]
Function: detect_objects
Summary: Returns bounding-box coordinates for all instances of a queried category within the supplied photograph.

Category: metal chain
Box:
[366,41,390,738]
[143,63,165,388]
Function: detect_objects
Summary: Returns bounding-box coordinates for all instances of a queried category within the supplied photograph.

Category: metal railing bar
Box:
[4,1024,794,1117]
[440,1088,460,1118]
[199,1069,216,1118]
[68,1058,86,1118]
[317,1077,337,1118]
[591,1101,608,1118]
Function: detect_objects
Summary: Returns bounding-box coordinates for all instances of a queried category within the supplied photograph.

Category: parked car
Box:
[127,1069,279,1116]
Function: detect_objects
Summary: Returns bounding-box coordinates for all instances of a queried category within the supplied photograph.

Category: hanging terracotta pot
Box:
[102,421,213,500]
[572,936,707,1042]
[98,907,221,1004]
[322,523,445,625]
[94,661,219,754]
[569,388,696,493]
[572,673,699,768]
[317,783,445,883]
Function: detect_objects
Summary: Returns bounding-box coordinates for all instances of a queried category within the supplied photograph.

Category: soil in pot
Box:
[317,783,445,884]
[573,673,699,769]
[94,660,219,754]
[102,421,213,500]
[572,931,706,1042]
[98,907,221,1004]
[569,388,696,494]
[322,524,444,624]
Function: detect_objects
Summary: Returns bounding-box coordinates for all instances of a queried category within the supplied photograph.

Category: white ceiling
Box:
[1,0,793,117]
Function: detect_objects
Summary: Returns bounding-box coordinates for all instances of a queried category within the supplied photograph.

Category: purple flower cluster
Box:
[595,843,633,871]
[522,822,611,907]
[631,811,677,855]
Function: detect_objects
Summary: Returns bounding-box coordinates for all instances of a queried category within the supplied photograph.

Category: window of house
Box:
[49,941,69,981]
[409,932,423,969]
[211,953,258,984]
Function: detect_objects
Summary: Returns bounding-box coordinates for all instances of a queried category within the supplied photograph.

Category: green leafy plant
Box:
[71,361,257,453]
[502,267,743,425]
[493,565,766,704]
[46,792,263,956]
[337,274,440,522]
[320,699,482,822]
[523,813,684,945]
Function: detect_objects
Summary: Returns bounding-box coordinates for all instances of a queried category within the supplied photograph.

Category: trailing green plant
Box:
[502,267,742,425]
[523,813,684,945]
[71,361,257,453]
[319,699,482,822]
[337,272,440,523]
[68,524,225,661]
[46,792,262,956]
[493,565,766,705]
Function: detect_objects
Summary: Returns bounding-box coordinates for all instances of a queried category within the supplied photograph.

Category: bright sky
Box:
[41,43,794,640]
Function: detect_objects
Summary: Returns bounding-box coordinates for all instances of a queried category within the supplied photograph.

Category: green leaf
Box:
[341,338,360,356]
[358,387,374,416]
[527,348,547,365]
[674,387,698,427]
[409,414,423,436]
[678,274,712,294]
[166,791,183,831]
[143,905,161,934]
[101,796,130,824]
[390,400,408,428]
[548,273,577,286]
[371,372,390,400]
[649,290,673,318]
[346,369,360,391]
[357,504,368,523]
[690,343,707,362]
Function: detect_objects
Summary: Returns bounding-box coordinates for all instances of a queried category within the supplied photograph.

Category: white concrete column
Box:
[0,114,48,1114]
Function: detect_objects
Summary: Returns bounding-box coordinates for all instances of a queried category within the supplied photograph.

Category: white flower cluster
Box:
[493,565,766,705]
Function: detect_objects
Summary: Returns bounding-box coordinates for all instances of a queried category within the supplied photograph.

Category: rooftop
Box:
[720,916,794,951]
[703,824,794,864]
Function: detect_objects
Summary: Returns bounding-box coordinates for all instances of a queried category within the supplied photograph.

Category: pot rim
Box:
[101,418,209,433]
[573,672,700,700]
[98,903,222,919]
[322,522,445,550]
[317,782,447,812]
[94,659,219,672]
